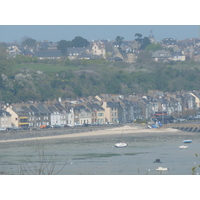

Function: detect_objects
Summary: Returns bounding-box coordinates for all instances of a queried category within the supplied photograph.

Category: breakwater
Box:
[165,124,200,132]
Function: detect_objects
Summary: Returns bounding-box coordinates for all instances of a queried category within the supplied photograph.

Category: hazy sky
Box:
[0,25,199,43]
[1,1,199,44]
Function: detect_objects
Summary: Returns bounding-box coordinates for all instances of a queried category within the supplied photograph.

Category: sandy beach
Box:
[0,124,198,144]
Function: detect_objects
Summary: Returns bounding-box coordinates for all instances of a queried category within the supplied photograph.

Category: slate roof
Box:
[30,105,40,115]
[54,103,66,112]
[0,109,11,117]
[77,51,91,59]
[34,50,62,58]
[12,106,28,116]
[152,50,171,58]
[162,38,177,45]
[106,101,120,108]
[67,47,89,55]
[18,48,34,56]
[48,106,60,113]
[171,51,184,57]
[38,104,51,114]
[21,106,32,112]
[87,103,104,111]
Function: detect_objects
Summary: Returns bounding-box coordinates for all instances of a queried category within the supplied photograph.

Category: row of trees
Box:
[57,36,90,55]
[17,36,90,56]
[115,33,152,50]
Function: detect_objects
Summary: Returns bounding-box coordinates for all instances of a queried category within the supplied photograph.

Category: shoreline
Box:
[0,124,198,144]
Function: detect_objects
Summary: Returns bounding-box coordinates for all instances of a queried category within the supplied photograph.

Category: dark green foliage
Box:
[2,54,200,102]
[57,40,71,55]
[145,43,163,52]
[57,36,89,56]
[71,36,89,47]
[140,37,151,50]
[21,38,37,48]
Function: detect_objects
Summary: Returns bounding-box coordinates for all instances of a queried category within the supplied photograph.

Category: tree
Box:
[21,38,37,49]
[0,46,11,74]
[115,36,124,49]
[145,43,163,52]
[57,40,71,55]
[71,36,90,47]
[140,37,151,50]
[135,33,143,43]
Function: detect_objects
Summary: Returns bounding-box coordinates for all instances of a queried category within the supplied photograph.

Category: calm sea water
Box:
[0,131,200,175]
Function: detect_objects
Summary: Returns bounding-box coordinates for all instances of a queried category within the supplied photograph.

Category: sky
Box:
[0,25,199,43]
[1,1,200,44]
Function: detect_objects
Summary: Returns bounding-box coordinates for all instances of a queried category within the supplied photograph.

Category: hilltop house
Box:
[170,51,186,61]
[67,47,90,60]
[34,50,62,60]
[152,50,171,62]
[90,40,106,59]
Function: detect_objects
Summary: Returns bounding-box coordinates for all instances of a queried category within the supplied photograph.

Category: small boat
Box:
[183,140,192,143]
[179,145,188,149]
[156,167,168,171]
[115,142,127,148]
[153,159,162,163]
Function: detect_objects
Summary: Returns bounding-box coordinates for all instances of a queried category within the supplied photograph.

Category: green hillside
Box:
[1,54,200,103]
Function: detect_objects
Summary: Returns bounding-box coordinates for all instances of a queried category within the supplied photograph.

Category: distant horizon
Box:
[0,25,199,44]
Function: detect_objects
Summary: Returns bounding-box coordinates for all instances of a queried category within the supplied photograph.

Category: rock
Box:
[1,74,8,81]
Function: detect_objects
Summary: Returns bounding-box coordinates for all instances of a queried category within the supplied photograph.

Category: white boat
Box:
[179,145,188,149]
[156,167,169,171]
[115,142,127,148]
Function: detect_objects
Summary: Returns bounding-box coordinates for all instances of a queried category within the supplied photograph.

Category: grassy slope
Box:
[10,63,78,74]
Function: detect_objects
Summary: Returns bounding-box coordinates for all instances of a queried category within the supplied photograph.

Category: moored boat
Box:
[156,167,168,171]
[179,145,188,149]
[183,140,192,143]
[115,142,127,148]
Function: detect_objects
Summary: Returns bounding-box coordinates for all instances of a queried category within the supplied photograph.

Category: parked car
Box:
[64,124,73,128]
[83,123,90,127]
[65,124,74,128]
[177,118,187,122]
[194,115,200,119]
[54,124,63,128]
[40,125,47,129]
[90,122,99,126]
[74,123,83,127]
[12,127,23,131]
[22,127,30,130]
[106,122,114,125]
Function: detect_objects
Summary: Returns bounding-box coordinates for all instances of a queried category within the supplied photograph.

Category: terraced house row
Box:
[0,90,200,129]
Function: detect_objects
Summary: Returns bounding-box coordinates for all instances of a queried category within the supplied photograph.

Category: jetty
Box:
[164,123,200,132]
